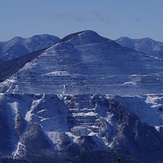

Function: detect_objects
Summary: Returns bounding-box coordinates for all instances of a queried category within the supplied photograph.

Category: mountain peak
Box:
[77,30,101,37]
[60,30,110,45]
[9,37,24,44]
[115,37,136,49]
[30,34,60,41]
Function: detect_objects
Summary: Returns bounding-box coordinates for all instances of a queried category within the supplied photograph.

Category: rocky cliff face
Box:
[0,94,163,163]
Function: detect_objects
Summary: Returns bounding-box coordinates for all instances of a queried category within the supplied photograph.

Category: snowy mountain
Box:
[116,37,163,58]
[0,30,163,163]
[1,30,163,95]
[0,94,163,163]
[0,34,60,61]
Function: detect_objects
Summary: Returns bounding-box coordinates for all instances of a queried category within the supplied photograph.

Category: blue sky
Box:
[0,0,163,41]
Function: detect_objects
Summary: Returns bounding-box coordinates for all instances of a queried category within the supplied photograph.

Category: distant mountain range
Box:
[116,37,163,58]
[0,34,60,61]
[0,31,163,163]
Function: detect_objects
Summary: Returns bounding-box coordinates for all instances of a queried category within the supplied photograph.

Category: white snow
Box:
[43,71,69,76]
[116,95,163,126]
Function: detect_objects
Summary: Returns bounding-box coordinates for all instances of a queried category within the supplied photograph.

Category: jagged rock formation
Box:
[0,94,163,163]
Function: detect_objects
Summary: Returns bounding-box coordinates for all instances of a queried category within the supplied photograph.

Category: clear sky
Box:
[0,0,163,41]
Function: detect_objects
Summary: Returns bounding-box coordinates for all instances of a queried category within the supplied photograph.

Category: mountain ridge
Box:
[0,34,60,61]
[115,36,163,58]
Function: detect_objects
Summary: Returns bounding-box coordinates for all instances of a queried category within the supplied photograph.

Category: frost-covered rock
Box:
[0,94,163,163]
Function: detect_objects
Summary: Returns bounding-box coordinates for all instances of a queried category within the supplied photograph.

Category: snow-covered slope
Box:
[0,94,163,163]
[0,34,60,61]
[116,37,163,58]
[0,48,47,83]
[2,30,163,95]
